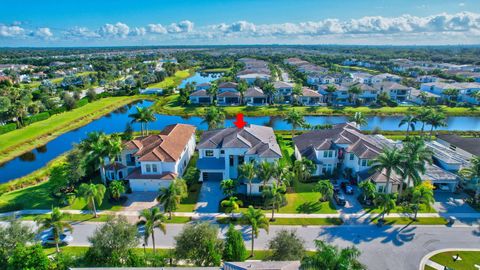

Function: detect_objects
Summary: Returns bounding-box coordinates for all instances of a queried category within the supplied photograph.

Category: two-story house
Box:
[374,82,411,102]
[103,124,196,192]
[273,81,294,103]
[196,124,282,195]
[217,82,241,106]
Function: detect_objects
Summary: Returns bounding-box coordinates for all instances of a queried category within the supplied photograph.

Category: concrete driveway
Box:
[433,192,477,214]
[195,180,224,213]
[123,192,159,211]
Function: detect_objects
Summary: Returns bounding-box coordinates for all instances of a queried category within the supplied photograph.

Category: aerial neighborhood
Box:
[1,2,480,268]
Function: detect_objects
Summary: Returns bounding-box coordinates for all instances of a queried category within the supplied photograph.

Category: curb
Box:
[418,248,480,270]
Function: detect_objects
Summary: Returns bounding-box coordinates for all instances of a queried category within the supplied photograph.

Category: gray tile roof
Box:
[197,124,282,158]
[273,81,294,89]
[245,87,266,97]
[436,134,480,156]
[190,89,210,97]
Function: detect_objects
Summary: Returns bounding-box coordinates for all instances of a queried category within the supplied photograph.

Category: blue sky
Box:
[1,0,480,46]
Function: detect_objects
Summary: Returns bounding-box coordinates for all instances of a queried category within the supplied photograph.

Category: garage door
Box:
[130,180,169,192]
[202,172,223,182]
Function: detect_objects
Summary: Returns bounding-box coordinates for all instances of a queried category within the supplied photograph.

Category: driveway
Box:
[335,182,368,224]
[123,192,159,211]
[195,180,224,214]
[433,192,477,214]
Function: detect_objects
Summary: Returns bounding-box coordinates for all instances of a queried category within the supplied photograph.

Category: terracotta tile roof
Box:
[124,124,196,162]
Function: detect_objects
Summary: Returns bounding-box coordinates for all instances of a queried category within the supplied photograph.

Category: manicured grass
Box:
[332,64,381,74]
[14,213,112,222]
[424,265,436,270]
[217,217,342,226]
[0,96,145,164]
[147,69,194,89]
[371,217,448,225]
[429,251,480,270]
[154,97,480,117]
[165,216,192,223]
[201,67,231,73]
[365,203,436,214]
[286,181,338,214]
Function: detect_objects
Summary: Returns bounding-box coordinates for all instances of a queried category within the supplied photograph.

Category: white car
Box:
[438,184,450,191]
[40,231,73,246]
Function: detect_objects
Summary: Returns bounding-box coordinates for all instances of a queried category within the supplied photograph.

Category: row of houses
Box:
[189,81,324,106]
[103,122,476,195]
[235,58,272,84]
[420,82,480,105]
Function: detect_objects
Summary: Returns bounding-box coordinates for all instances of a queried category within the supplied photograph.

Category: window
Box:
[146,164,151,173]
[360,159,368,167]
[110,172,115,179]
[205,150,214,157]
[220,150,225,155]
[323,150,333,158]
[229,156,234,166]
[238,156,244,165]
[152,164,157,173]
[349,153,355,160]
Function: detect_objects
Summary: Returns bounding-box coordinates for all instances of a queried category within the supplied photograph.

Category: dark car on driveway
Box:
[341,182,354,195]
[334,193,346,206]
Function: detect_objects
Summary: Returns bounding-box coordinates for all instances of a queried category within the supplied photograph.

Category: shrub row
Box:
[24,112,50,125]
[0,123,17,134]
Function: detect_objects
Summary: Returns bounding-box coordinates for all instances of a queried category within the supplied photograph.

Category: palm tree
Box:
[371,147,402,194]
[426,111,446,139]
[237,79,248,103]
[398,113,417,137]
[128,106,156,135]
[293,158,316,183]
[220,179,237,197]
[459,156,480,203]
[324,84,337,105]
[79,131,107,176]
[315,180,334,202]
[374,193,397,222]
[78,183,106,218]
[442,88,459,105]
[285,109,305,137]
[263,82,276,104]
[411,182,435,220]
[241,206,269,257]
[207,83,218,101]
[301,240,364,270]
[349,112,367,129]
[262,183,286,221]
[157,179,188,219]
[138,207,167,253]
[292,83,303,105]
[348,84,361,105]
[272,159,289,185]
[358,180,376,202]
[221,196,243,219]
[35,207,73,253]
[416,107,433,136]
[399,138,432,195]
[203,106,225,130]
[239,162,256,197]
[104,134,124,181]
[257,161,274,187]
[109,180,125,201]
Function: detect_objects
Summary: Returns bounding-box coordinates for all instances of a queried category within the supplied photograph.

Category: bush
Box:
[0,123,17,134]
[76,98,89,108]
[24,112,50,125]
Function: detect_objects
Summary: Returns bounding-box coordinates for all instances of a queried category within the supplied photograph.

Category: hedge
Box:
[25,112,50,125]
[0,123,17,135]
[76,98,89,108]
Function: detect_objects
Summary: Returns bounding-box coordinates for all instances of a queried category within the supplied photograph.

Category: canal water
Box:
[1,72,479,182]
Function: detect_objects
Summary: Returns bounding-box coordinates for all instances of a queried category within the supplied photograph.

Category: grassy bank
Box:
[217,217,343,226]
[154,95,480,117]
[0,96,145,164]
[371,216,448,225]
[428,251,480,270]
[147,69,194,89]
[201,67,231,73]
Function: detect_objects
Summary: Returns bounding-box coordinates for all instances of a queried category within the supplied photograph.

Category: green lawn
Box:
[13,213,112,222]
[201,67,232,73]
[147,69,194,89]
[217,217,342,226]
[429,251,480,270]
[365,203,436,214]
[153,97,480,117]
[371,217,448,225]
[424,265,436,270]
[0,96,144,164]
[286,181,338,214]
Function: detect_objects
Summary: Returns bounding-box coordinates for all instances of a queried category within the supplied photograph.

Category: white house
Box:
[244,86,267,105]
[196,124,282,195]
[298,87,324,106]
[103,124,196,192]
[189,90,212,105]
[373,82,411,102]
[236,73,271,85]
[420,82,480,105]
[273,81,294,103]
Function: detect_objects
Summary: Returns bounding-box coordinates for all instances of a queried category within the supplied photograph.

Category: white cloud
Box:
[66,27,100,38]
[167,20,194,33]
[0,25,25,37]
[147,23,167,34]
[131,27,146,36]
[98,22,130,38]
[32,27,53,39]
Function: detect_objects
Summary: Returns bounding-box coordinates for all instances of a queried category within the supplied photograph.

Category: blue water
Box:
[1,98,479,183]
[178,72,222,88]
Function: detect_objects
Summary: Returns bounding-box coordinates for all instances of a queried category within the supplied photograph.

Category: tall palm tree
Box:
[459,156,480,202]
[285,109,305,137]
[442,88,459,105]
[79,131,107,175]
[35,207,73,253]
[207,83,218,101]
[109,180,125,201]
[315,180,334,202]
[371,147,402,194]
[257,161,274,187]
[349,112,367,129]
[348,84,361,104]
[203,106,225,130]
[262,183,286,221]
[128,106,156,135]
[104,134,124,181]
[78,183,106,218]
[221,196,243,219]
[426,111,446,139]
[237,79,248,103]
[220,179,237,197]
[399,138,432,195]
[324,84,337,105]
[293,158,316,183]
[157,179,187,219]
[239,162,256,197]
[416,107,433,136]
[241,206,269,257]
[398,113,417,138]
[138,207,167,253]
[262,82,276,104]
[411,182,435,220]
[301,240,364,270]
[272,159,289,185]
[374,193,397,221]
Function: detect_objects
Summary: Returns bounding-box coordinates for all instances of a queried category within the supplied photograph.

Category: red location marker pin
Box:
[234,113,247,129]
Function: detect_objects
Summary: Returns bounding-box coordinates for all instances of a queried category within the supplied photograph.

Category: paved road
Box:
[4,221,479,270]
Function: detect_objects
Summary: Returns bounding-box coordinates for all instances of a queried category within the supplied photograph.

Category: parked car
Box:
[438,184,450,191]
[40,231,73,247]
[341,182,354,194]
[333,183,341,194]
[334,193,346,206]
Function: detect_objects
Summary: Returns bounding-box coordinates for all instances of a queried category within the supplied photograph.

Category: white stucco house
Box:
[196,124,282,195]
[103,124,197,192]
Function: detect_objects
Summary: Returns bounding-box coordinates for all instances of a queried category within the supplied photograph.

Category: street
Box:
[4,221,479,270]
